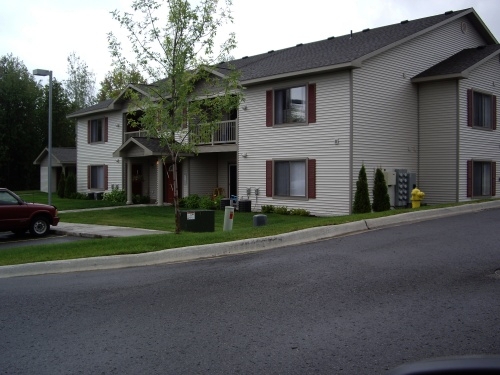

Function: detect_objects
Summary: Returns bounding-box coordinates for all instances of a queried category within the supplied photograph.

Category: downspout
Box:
[349,69,354,214]
[455,79,460,202]
[417,84,420,185]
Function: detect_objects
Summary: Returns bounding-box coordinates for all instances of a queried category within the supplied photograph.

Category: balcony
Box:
[124,120,237,145]
[124,130,150,140]
[191,120,237,145]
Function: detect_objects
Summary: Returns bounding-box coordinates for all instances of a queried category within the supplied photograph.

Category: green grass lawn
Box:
[16,191,125,211]
[0,192,496,266]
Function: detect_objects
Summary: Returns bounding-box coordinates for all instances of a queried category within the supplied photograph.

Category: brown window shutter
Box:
[104,117,108,142]
[104,165,108,190]
[308,159,316,199]
[466,160,472,197]
[266,90,273,127]
[87,165,91,189]
[492,162,496,196]
[492,95,497,130]
[308,83,316,124]
[266,160,273,197]
[467,89,473,127]
[87,120,91,143]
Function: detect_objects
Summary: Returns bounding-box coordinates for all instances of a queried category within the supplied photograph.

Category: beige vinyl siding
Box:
[352,17,486,201]
[238,72,351,216]
[76,112,123,192]
[188,154,218,196]
[418,80,458,204]
[458,57,500,200]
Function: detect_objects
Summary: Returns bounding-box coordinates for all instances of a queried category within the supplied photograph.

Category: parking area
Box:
[0,231,87,250]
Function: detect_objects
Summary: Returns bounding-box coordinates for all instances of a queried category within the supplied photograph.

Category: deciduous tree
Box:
[97,65,146,101]
[64,52,96,109]
[109,0,242,233]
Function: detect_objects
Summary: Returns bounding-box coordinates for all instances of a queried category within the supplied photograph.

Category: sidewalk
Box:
[54,222,170,238]
[2,200,500,278]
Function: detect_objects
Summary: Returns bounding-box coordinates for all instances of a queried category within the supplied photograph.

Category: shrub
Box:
[199,195,216,209]
[261,205,275,213]
[352,164,371,214]
[64,172,77,199]
[103,188,127,203]
[57,173,66,198]
[289,208,310,216]
[180,194,201,209]
[372,168,391,212]
[132,194,150,204]
[274,206,289,215]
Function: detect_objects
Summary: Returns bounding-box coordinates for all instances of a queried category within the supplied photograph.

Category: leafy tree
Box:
[97,65,147,101]
[109,0,242,233]
[64,52,96,109]
[39,79,76,147]
[0,54,42,189]
[352,164,371,214]
[372,168,391,212]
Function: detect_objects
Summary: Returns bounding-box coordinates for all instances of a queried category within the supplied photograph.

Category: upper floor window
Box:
[467,89,497,130]
[87,118,108,143]
[266,84,316,126]
[274,86,306,124]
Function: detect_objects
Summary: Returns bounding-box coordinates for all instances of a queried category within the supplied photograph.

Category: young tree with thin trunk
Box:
[65,52,97,109]
[109,0,242,233]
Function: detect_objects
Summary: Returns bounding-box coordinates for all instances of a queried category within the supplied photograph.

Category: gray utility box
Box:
[180,210,215,232]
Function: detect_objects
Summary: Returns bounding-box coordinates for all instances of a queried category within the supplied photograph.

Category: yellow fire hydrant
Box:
[411,187,425,208]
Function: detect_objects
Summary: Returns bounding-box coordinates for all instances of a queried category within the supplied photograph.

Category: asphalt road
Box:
[1,209,499,374]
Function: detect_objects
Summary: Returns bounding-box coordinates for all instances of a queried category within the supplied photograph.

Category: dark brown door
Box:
[132,164,142,196]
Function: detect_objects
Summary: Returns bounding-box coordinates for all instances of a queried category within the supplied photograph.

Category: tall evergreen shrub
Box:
[372,168,391,212]
[353,164,371,213]
[57,173,66,198]
[64,172,76,198]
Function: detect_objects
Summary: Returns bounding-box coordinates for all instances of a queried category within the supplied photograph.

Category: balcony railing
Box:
[124,130,150,140]
[124,120,237,145]
[191,120,237,145]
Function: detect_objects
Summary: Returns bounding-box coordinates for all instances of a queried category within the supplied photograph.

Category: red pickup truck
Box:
[0,188,60,236]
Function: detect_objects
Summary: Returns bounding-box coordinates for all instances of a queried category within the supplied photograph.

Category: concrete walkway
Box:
[54,222,170,238]
[1,200,499,279]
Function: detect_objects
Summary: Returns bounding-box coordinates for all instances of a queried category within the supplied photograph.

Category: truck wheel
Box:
[29,216,50,236]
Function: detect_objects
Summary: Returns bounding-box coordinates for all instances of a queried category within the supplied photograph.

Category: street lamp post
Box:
[33,69,53,206]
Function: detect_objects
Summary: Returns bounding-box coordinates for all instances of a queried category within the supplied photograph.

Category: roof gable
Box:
[412,44,500,82]
[33,147,76,165]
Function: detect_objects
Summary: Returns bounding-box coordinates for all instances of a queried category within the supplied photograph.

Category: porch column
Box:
[157,157,164,206]
[126,160,133,205]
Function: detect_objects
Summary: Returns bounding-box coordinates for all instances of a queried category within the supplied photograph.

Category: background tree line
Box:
[0,52,144,190]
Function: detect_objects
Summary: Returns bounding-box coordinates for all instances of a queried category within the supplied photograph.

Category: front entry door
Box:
[229,164,237,197]
[132,164,143,196]
[163,164,181,204]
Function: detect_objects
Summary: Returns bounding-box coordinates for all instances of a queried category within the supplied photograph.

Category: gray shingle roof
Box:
[70,8,497,116]
[33,147,76,165]
[413,44,500,80]
[216,8,480,82]
[68,99,114,117]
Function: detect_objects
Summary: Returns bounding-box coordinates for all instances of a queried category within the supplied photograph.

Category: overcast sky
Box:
[1,0,499,86]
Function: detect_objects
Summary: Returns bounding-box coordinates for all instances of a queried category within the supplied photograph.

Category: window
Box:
[87,165,108,190]
[266,84,316,126]
[467,160,496,197]
[87,118,108,143]
[266,159,316,199]
[467,90,497,129]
